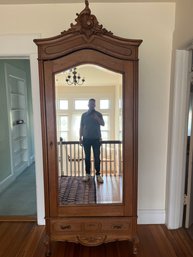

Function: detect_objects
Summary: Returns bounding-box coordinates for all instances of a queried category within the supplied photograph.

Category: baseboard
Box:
[37,218,45,225]
[29,155,35,165]
[0,216,37,222]
[138,209,166,224]
[37,209,166,226]
[0,174,15,194]
[0,164,28,194]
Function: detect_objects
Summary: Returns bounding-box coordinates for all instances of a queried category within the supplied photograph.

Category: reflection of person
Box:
[79,98,105,183]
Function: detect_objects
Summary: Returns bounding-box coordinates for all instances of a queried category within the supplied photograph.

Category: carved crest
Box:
[61,0,113,38]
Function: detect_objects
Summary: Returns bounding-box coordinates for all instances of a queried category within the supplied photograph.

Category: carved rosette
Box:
[61,0,113,38]
[77,235,107,246]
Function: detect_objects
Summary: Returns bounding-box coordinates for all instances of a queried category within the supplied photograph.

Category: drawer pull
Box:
[112,224,123,229]
[60,224,71,230]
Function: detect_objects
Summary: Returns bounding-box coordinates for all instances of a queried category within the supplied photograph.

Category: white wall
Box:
[0,2,175,223]
[173,0,193,49]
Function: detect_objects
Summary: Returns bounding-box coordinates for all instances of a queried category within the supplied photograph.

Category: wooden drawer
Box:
[82,220,130,232]
[101,221,130,231]
[51,220,82,233]
[83,222,100,231]
[50,217,131,235]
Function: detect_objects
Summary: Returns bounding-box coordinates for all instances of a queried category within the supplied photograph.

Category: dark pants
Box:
[83,138,101,175]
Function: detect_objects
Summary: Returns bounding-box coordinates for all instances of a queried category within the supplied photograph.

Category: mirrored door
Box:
[55,64,123,205]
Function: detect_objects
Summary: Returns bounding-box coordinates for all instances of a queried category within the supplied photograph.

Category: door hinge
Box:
[184,194,189,205]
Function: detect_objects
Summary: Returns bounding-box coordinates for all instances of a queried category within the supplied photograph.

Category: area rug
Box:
[58,176,96,205]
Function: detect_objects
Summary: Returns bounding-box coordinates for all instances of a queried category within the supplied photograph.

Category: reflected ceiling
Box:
[55,64,122,87]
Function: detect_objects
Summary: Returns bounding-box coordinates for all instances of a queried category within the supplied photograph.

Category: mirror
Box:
[55,64,123,205]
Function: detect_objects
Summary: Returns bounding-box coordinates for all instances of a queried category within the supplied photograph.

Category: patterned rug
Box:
[58,176,96,205]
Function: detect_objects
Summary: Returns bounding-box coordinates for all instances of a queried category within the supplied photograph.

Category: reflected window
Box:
[101,115,109,140]
[60,132,68,141]
[119,98,122,109]
[101,131,108,140]
[101,115,109,131]
[57,115,68,140]
[59,100,68,110]
[100,99,109,109]
[72,114,81,140]
[75,100,88,110]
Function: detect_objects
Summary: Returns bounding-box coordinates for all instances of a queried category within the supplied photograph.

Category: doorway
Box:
[183,50,193,235]
[0,59,36,218]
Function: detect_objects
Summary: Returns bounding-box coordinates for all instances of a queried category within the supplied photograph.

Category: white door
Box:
[4,63,29,176]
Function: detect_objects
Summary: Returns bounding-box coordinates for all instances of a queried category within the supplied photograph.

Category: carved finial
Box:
[61,0,113,38]
[85,0,89,8]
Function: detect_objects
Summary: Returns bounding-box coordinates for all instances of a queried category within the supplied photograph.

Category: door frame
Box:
[185,81,193,228]
[166,49,191,229]
[0,34,45,225]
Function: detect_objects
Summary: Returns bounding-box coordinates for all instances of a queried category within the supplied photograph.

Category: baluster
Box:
[74,143,76,176]
[119,143,121,176]
[59,137,63,176]
[114,143,116,176]
[70,144,72,176]
[91,151,93,176]
[92,151,94,176]
[121,143,123,175]
[105,143,107,176]
[78,143,80,176]
[65,145,68,176]
[110,143,112,176]
[101,143,103,176]
[82,146,84,176]
[62,141,122,177]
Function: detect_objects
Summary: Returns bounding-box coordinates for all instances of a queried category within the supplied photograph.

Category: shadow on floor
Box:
[187,224,193,240]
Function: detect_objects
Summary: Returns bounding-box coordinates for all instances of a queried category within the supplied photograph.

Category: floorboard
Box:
[0,222,193,257]
[187,224,193,240]
[96,175,122,204]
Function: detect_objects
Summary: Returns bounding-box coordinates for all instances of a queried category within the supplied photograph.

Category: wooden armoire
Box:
[34,1,142,256]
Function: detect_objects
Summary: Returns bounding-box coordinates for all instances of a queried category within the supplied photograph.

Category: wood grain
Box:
[34,1,142,253]
[0,223,193,257]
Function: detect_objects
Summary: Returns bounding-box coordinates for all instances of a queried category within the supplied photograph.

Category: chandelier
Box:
[65,67,85,86]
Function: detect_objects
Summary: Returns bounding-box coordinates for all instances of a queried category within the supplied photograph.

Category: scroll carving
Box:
[44,234,51,257]
[77,235,107,246]
[132,236,140,255]
[62,0,113,38]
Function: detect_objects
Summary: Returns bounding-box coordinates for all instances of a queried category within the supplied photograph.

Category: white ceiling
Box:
[0,0,175,4]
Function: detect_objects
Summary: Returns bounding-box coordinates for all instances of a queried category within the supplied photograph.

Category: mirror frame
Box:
[34,1,142,218]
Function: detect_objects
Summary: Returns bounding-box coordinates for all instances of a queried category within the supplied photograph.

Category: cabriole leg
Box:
[132,236,139,255]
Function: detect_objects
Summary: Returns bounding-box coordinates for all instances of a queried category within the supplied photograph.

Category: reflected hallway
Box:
[0,163,36,216]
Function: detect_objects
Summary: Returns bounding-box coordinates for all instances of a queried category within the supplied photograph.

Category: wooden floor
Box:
[188,224,193,240]
[59,175,122,205]
[0,222,193,257]
[96,175,122,204]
